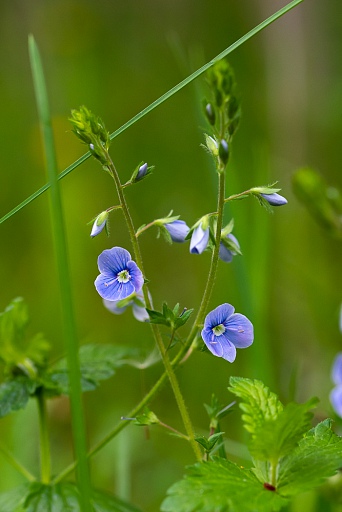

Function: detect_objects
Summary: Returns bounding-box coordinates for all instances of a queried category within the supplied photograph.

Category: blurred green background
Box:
[1,0,342,510]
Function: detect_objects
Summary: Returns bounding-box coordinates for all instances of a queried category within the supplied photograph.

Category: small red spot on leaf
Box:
[263,482,276,491]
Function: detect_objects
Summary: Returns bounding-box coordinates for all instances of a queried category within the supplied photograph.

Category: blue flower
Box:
[165,220,190,243]
[219,233,240,263]
[90,211,109,238]
[261,193,287,206]
[201,303,253,362]
[190,223,209,254]
[95,247,144,301]
[330,353,342,417]
[103,292,149,322]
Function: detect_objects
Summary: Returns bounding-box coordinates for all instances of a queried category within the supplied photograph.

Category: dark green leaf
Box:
[146,309,169,327]
[249,398,318,461]
[161,457,288,512]
[43,344,135,395]
[277,419,342,497]
[0,377,37,418]
[0,483,142,512]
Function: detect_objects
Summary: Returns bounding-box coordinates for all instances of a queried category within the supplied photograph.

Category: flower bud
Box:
[219,139,229,166]
[260,193,287,206]
[205,134,219,157]
[205,103,216,125]
[90,211,109,238]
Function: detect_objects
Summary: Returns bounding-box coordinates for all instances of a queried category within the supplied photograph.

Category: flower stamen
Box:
[212,324,225,336]
[117,269,131,283]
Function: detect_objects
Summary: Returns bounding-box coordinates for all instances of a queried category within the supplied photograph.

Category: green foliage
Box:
[0,483,142,512]
[292,167,342,239]
[0,377,37,418]
[43,344,135,395]
[195,433,225,454]
[277,419,342,496]
[0,298,50,377]
[161,457,287,512]
[228,377,283,434]
[146,303,193,332]
[229,377,318,462]
[134,407,160,426]
[162,379,342,511]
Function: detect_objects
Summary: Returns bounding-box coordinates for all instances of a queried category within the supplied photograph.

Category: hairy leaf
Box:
[228,377,283,434]
[161,457,288,512]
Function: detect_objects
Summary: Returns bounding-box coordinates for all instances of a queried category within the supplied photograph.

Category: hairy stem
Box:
[105,155,202,461]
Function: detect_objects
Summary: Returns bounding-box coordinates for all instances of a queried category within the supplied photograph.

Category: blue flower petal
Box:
[165,220,190,243]
[219,334,237,362]
[224,313,254,348]
[126,260,144,293]
[219,234,240,263]
[190,225,209,254]
[330,386,342,417]
[204,303,235,329]
[331,353,342,386]
[261,193,287,206]
[98,247,131,275]
[95,273,135,300]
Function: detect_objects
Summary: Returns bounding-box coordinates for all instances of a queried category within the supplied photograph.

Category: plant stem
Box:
[105,155,202,461]
[270,458,278,488]
[37,388,51,484]
[0,446,36,482]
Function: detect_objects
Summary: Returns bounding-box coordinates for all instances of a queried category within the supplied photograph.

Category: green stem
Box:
[105,156,202,461]
[0,445,36,482]
[29,36,92,510]
[37,389,51,484]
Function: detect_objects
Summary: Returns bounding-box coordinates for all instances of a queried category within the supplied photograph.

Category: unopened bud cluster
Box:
[69,106,110,165]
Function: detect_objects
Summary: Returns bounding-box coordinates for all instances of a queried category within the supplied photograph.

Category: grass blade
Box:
[28,35,92,510]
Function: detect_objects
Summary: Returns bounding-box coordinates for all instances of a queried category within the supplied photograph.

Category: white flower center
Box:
[212,323,225,336]
[117,269,131,283]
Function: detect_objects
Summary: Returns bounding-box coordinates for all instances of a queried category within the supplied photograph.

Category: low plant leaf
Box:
[277,419,342,496]
[161,457,288,512]
[249,398,318,461]
[0,377,37,418]
[0,482,142,512]
[43,344,136,395]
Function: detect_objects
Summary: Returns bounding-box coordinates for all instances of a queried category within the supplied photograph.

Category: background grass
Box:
[1,1,342,510]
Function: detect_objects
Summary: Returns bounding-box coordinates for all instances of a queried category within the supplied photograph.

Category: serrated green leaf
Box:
[0,483,142,512]
[161,457,288,512]
[250,398,318,461]
[228,377,283,434]
[0,377,37,418]
[43,344,134,395]
[277,419,342,497]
